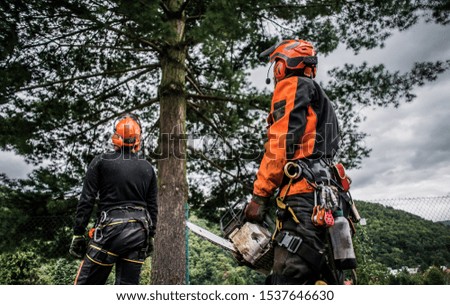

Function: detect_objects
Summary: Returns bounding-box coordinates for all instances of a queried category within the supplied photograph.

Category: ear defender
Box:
[274,60,287,83]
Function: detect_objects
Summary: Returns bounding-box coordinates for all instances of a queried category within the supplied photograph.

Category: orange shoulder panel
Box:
[254,77,317,198]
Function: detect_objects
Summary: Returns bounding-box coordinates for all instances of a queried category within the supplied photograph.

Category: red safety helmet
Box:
[111,114,142,152]
[260,39,318,82]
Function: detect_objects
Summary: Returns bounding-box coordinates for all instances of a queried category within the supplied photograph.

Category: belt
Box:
[296,159,337,187]
[93,206,151,242]
[105,206,147,217]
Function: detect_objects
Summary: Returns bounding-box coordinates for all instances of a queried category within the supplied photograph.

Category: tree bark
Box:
[151,0,188,285]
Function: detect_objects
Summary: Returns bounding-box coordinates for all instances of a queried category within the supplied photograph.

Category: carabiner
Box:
[100,210,107,224]
[93,227,103,242]
[284,162,302,179]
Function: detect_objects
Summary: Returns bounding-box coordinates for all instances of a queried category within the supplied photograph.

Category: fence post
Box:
[185,202,190,285]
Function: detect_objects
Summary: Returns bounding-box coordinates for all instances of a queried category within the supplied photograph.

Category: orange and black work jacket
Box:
[253,76,339,203]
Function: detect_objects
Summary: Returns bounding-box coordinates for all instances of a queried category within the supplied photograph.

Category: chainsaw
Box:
[186,202,275,275]
[187,197,365,277]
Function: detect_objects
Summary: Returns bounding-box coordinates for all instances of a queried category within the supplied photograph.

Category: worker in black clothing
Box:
[69,114,158,285]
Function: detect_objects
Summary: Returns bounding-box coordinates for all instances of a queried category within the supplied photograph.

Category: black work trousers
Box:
[74,209,148,285]
[271,193,338,285]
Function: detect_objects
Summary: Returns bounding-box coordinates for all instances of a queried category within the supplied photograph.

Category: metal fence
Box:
[0,196,449,284]
[0,195,450,257]
[367,195,450,222]
[1,195,449,258]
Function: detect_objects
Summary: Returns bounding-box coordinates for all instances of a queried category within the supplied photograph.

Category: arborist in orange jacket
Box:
[245,39,342,284]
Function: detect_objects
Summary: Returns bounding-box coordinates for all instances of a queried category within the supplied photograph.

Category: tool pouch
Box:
[333,163,351,192]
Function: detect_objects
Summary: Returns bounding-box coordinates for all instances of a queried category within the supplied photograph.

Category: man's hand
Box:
[69,235,87,259]
[244,199,268,223]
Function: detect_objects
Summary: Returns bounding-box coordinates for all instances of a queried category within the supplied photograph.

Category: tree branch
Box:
[186,74,204,95]
[19,64,160,92]
[187,93,267,111]
[21,26,100,49]
[187,145,252,192]
[63,97,160,141]
[58,44,155,52]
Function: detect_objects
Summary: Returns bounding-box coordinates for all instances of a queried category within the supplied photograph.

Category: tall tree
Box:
[152,0,188,285]
[1,0,449,283]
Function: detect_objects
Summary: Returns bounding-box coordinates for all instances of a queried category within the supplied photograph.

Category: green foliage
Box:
[388,269,424,285]
[0,249,41,284]
[356,201,450,269]
[139,258,153,285]
[353,225,390,285]
[423,266,447,285]
[38,258,80,285]
[188,216,265,285]
[385,266,449,285]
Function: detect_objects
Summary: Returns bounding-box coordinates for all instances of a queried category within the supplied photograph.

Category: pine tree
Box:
[1,0,449,283]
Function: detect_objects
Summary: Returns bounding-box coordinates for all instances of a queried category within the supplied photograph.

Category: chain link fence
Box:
[0,196,449,284]
[368,195,450,222]
[1,196,449,258]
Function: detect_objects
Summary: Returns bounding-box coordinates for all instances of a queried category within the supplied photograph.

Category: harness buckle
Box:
[278,232,302,254]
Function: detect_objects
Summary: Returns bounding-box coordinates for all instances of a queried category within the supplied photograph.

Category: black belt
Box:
[105,206,147,217]
[296,159,339,188]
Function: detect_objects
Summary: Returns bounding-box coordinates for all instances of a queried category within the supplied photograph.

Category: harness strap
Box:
[274,231,324,271]
[93,207,150,243]
[272,172,298,240]
[276,197,300,224]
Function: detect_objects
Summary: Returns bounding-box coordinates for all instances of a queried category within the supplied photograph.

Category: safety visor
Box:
[259,40,290,59]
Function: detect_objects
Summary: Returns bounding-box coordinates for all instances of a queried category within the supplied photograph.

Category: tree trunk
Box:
[151,0,188,285]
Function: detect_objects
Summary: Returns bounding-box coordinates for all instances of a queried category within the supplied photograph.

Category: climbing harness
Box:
[91,206,151,243]
[273,162,303,237]
[272,159,361,284]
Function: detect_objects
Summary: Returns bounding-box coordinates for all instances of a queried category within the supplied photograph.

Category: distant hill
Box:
[439,220,450,227]
[355,201,450,269]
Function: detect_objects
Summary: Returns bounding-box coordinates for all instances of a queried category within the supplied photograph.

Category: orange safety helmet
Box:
[111,114,142,152]
[260,39,318,82]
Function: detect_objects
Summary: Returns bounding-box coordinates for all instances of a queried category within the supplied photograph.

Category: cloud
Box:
[319,21,450,75]
[0,151,33,179]
[311,20,450,202]
[348,76,450,200]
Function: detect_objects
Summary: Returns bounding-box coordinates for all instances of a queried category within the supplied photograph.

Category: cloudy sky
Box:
[1,19,449,205]
[324,21,450,201]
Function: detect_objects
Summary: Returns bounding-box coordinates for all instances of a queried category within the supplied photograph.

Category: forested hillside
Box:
[356,201,450,269]
[0,197,448,284]
[186,201,450,284]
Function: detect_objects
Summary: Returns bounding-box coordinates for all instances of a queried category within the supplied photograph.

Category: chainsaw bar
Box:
[186,221,237,254]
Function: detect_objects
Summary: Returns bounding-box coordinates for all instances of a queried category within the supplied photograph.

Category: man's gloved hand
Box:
[146,236,154,258]
[244,197,268,223]
[69,235,87,259]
